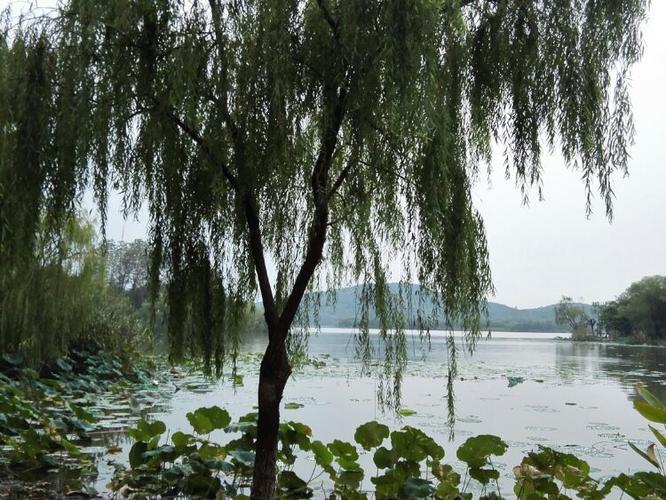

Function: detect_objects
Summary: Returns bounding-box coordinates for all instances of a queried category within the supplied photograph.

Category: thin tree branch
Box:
[153,100,239,191]
[208,0,242,143]
[150,94,279,327]
[278,87,347,333]
[243,194,279,330]
[207,0,279,329]
[316,0,340,41]
[327,159,354,201]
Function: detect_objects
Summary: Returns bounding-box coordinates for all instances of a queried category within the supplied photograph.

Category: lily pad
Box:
[457,435,508,469]
[186,406,231,434]
[284,402,304,410]
[507,376,525,388]
[354,421,389,450]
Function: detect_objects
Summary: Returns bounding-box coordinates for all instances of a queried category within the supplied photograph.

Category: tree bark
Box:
[248,85,346,499]
[251,331,291,500]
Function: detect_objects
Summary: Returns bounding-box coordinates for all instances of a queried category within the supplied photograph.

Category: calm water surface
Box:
[101,331,666,497]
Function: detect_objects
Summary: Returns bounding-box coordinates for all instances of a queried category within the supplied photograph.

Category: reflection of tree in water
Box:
[555,342,666,400]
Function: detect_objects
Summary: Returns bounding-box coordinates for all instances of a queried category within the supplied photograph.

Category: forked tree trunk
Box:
[251,331,291,499]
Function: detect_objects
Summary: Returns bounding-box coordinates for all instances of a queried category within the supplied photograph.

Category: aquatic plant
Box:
[111,384,666,498]
[0,344,170,496]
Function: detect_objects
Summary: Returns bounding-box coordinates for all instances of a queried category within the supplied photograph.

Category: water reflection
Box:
[244,330,666,400]
[555,341,666,400]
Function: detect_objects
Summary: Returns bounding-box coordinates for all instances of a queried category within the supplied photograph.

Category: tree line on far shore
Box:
[556,276,666,343]
[108,239,666,345]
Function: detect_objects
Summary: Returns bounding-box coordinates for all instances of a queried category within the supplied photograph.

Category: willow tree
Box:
[0,0,648,496]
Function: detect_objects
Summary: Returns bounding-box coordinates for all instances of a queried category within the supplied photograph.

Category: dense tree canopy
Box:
[0,0,646,367]
[555,296,592,338]
[598,276,666,341]
[0,215,147,363]
[107,239,150,306]
[0,1,649,496]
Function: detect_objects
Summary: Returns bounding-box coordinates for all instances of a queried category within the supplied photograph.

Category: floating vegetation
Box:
[0,343,175,495]
[101,385,666,499]
[525,404,559,414]
[457,415,483,424]
[507,376,526,388]
[524,426,558,432]
[586,422,621,432]
[525,435,550,443]
[110,412,505,498]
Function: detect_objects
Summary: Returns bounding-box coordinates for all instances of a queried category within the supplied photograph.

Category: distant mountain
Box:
[265,283,592,333]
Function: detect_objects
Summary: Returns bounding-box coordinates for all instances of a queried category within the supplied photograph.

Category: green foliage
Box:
[0,0,649,408]
[512,384,666,499]
[457,435,508,469]
[128,419,167,443]
[186,406,232,434]
[354,421,389,450]
[514,447,602,497]
[0,2,652,492]
[108,385,666,498]
[106,239,150,306]
[634,400,666,424]
[628,385,666,477]
[0,214,149,365]
[555,296,592,339]
[0,344,165,494]
[597,276,666,341]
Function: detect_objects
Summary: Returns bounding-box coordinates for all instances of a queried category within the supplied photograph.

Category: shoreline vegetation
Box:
[244,279,666,346]
[1,343,665,499]
[0,229,663,497]
[246,283,589,336]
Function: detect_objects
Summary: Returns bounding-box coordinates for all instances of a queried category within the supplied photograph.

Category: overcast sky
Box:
[473,3,666,308]
[4,0,665,308]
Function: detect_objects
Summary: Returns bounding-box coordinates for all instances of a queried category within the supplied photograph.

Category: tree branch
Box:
[327,158,354,201]
[152,100,239,191]
[243,194,279,330]
[278,87,347,333]
[208,0,242,146]
[460,0,499,7]
[199,1,279,330]
[152,94,279,328]
[316,0,340,42]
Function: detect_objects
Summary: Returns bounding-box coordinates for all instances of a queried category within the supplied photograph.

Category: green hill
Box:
[261,283,592,333]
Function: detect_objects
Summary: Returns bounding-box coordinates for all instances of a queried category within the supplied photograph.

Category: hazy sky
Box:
[4,1,665,308]
[473,3,666,307]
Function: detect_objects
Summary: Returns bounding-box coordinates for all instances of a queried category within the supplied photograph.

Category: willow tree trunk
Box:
[251,330,291,500]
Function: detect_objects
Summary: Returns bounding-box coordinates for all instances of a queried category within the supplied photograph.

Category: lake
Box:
[98,330,666,497]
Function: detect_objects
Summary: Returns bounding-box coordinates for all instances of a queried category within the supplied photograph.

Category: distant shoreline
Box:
[307,327,572,340]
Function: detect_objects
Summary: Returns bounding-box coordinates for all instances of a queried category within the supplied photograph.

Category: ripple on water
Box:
[586,422,620,432]
[524,425,557,432]
[458,415,483,424]
[596,432,626,441]
[506,440,537,451]
[525,435,549,443]
[525,404,559,414]
[557,444,614,459]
